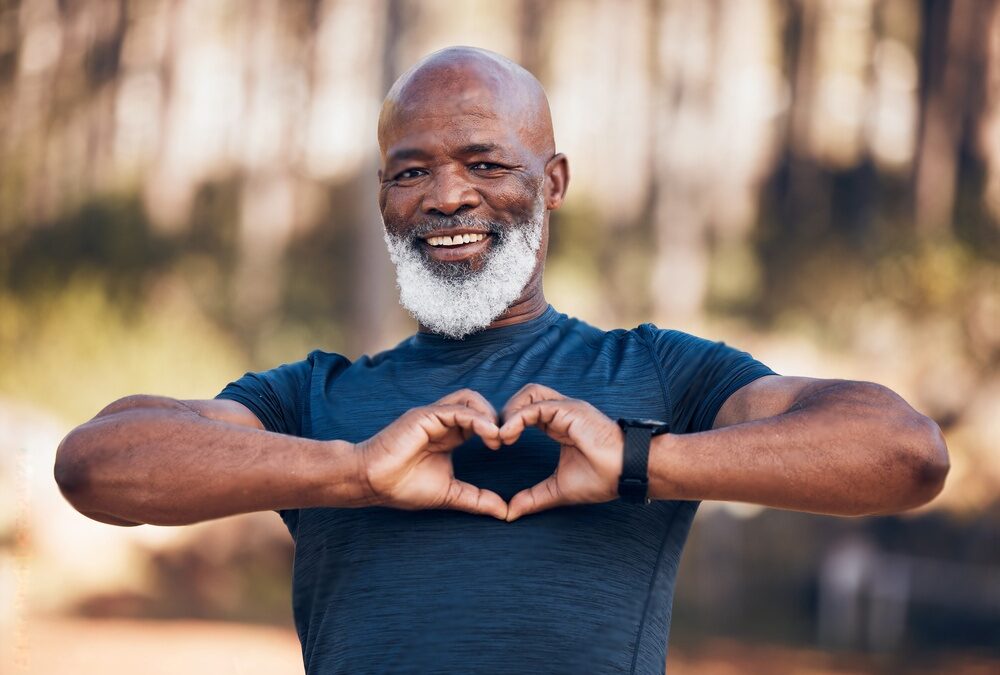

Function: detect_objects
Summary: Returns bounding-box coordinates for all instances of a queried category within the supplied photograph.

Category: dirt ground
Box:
[4,617,997,674]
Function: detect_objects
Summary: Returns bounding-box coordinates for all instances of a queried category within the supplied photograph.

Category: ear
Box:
[543,153,569,210]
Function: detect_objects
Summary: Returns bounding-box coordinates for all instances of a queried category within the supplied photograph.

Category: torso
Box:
[284,307,698,674]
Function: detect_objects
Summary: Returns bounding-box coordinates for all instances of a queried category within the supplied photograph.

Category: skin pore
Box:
[377,46,569,333]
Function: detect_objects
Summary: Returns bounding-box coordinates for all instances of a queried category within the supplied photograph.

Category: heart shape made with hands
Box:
[360,383,625,523]
[495,383,626,521]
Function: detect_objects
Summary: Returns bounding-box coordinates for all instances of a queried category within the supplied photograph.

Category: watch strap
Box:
[619,425,653,504]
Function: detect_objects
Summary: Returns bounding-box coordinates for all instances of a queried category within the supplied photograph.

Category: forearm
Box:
[648,381,950,516]
[55,397,370,526]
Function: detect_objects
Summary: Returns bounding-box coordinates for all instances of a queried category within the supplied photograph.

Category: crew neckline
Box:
[411,305,563,348]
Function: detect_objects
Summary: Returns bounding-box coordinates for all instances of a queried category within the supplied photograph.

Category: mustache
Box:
[390,214,510,240]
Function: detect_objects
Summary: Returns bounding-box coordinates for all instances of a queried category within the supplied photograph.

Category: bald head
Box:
[378,46,555,158]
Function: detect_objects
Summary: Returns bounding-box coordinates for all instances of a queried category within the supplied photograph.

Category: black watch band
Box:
[617,418,669,505]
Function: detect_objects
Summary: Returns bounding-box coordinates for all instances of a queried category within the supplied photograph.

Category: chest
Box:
[303,338,670,501]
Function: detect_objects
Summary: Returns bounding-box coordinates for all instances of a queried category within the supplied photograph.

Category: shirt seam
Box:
[635,327,673,428]
[629,502,683,675]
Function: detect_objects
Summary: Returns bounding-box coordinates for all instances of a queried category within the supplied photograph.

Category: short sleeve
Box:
[214,354,320,530]
[215,357,313,436]
[638,326,777,434]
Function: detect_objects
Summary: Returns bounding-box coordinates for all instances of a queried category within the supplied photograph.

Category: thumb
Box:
[442,480,509,520]
[505,476,565,522]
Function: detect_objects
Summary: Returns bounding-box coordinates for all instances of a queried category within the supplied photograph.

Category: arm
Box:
[54,390,508,527]
[53,395,367,526]
[498,378,949,520]
[647,375,950,516]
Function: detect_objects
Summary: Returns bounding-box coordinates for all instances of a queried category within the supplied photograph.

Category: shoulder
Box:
[627,322,776,432]
[535,315,711,359]
[302,348,353,372]
[265,348,352,377]
[629,323,768,365]
[615,323,720,368]
[215,348,353,435]
[218,348,353,398]
[631,323,710,349]
[545,311,653,349]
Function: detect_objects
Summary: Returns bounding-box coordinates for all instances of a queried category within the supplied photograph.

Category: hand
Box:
[357,389,507,520]
[499,384,624,521]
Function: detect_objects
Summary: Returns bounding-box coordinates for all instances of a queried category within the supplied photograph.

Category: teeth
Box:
[425,233,486,247]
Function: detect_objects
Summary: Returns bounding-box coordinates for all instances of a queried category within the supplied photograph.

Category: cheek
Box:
[485,176,543,220]
[379,188,416,234]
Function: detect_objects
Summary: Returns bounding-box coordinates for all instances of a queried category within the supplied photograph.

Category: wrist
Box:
[646,432,686,501]
[351,440,381,507]
[616,418,669,504]
[311,439,378,508]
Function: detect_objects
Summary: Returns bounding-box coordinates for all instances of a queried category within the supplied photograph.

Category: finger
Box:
[501,383,567,422]
[506,476,566,522]
[436,388,498,420]
[423,405,502,450]
[499,401,570,445]
[442,480,509,520]
[501,383,567,418]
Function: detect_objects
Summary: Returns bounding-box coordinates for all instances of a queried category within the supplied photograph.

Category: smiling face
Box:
[377,47,568,338]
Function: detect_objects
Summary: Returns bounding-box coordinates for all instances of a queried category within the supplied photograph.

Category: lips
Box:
[418,231,493,261]
[424,232,487,247]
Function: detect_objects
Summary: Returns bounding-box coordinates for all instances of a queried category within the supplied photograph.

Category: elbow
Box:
[895,414,950,510]
[54,429,143,527]
[54,425,107,510]
[54,429,93,501]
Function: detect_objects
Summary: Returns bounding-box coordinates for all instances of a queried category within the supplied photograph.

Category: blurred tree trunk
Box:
[346,0,400,356]
[232,0,300,338]
[648,0,717,327]
[913,0,995,234]
[649,0,779,326]
[981,3,1000,223]
[517,0,546,76]
[781,0,825,233]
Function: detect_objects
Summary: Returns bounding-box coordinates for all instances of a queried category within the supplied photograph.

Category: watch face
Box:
[618,417,670,433]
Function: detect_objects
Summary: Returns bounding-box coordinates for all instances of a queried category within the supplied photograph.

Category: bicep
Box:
[713,375,829,429]
[93,395,264,431]
[71,398,263,527]
[180,399,265,430]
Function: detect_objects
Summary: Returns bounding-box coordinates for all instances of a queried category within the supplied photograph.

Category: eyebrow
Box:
[387,147,432,162]
[458,143,499,155]
[386,143,503,163]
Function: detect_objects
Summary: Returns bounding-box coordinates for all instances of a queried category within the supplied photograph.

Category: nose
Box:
[421,167,481,217]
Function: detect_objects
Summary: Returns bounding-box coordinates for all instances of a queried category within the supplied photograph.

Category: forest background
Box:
[1,0,997,673]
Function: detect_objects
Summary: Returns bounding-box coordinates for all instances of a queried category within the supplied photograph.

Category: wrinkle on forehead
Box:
[379,46,555,159]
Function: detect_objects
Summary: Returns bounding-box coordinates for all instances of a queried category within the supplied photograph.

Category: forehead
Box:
[380,85,532,159]
[383,118,525,163]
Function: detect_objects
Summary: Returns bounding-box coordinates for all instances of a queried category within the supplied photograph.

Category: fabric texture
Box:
[216,306,775,674]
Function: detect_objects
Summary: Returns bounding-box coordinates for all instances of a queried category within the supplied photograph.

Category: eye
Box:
[470,162,504,171]
[393,168,426,181]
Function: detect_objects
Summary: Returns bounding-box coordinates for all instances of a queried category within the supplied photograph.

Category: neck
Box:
[486,283,549,329]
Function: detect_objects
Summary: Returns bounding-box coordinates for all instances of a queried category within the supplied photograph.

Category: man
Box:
[55,47,949,674]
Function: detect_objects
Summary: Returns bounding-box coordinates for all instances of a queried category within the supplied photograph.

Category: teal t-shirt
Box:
[216,306,774,674]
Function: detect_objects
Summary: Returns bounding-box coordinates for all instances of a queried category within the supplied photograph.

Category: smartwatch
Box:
[616,418,670,504]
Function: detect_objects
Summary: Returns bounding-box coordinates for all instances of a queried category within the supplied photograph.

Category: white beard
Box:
[382,200,545,340]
